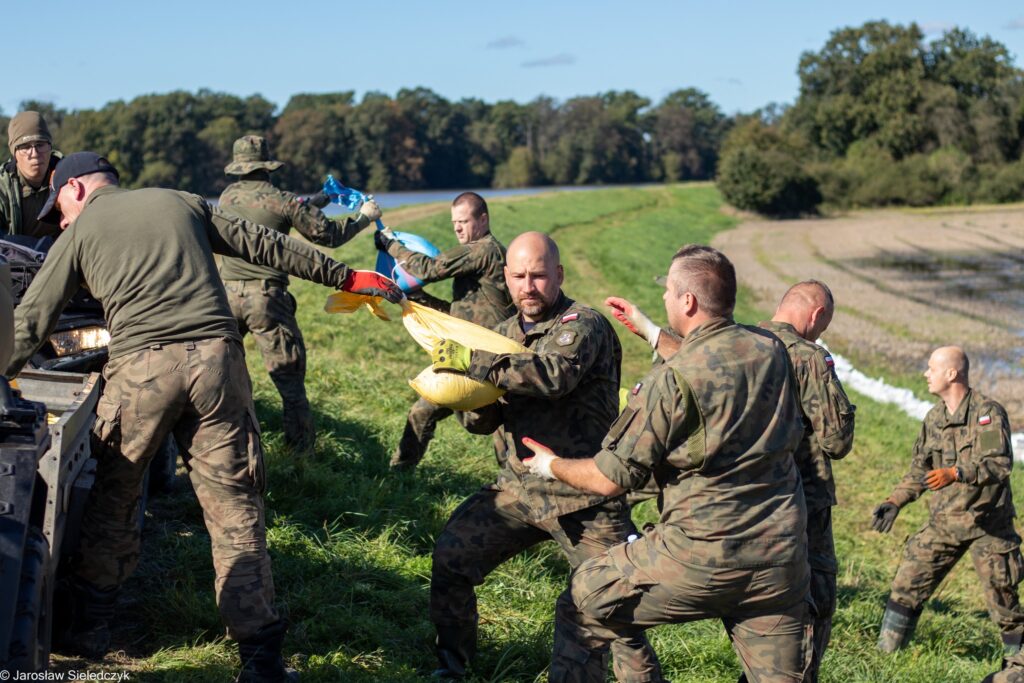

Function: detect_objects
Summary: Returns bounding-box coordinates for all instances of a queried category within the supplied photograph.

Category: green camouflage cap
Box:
[224,135,284,175]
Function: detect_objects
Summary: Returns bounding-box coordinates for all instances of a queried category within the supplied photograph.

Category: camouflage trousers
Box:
[390,397,453,470]
[551,524,813,683]
[889,522,1024,634]
[807,507,837,681]
[74,338,279,641]
[226,279,313,454]
[431,486,664,681]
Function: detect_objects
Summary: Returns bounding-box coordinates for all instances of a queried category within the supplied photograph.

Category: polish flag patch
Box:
[632,382,643,396]
[979,415,992,425]
[824,355,834,367]
[561,313,579,323]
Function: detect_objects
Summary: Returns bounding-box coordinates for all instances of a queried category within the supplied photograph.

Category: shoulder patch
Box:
[631,381,643,396]
[561,312,580,323]
[556,330,576,347]
[824,354,834,367]
[979,415,992,426]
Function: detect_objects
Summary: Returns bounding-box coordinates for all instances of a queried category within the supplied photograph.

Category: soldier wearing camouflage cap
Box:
[219,135,383,454]
[7,151,401,682]
[0,111,63,239]
[375,191,513,472]
[523,245,812,682]
[872,346,1024,660]
[426,232,663,681]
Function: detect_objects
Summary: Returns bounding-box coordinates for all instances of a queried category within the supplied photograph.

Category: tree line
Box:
[0,88,728,197]
[718,22,1024,214]
[3,20,1021,213]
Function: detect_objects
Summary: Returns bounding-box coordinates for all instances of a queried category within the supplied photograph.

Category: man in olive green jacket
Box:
[8,151,400,683]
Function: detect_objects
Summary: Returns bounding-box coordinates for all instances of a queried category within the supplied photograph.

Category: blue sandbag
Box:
[375,230,441,293]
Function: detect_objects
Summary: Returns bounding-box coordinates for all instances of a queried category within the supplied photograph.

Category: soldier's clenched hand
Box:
[431,339,472,374]
[339,270,403,303]
[605,296,661,349]
[925,467,959,491]
[306,191,331,208]
[522,437,557,480]
[360,199,383,221]
[871,501,899,533]
[374,227,397,252]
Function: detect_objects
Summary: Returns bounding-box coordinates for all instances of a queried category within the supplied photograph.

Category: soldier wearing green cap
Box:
[218,135,383,454]
[1,111,63,239]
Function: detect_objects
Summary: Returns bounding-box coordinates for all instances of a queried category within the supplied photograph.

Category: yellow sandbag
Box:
[402,300,530,410]
[324,291,391,321]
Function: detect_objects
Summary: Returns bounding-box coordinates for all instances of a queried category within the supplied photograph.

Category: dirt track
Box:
[713,204,1024,422]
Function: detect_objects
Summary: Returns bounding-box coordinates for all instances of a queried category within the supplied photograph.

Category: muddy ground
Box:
[714,204,1024,423]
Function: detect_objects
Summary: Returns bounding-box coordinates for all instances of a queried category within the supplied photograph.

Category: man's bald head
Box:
[925,345,970,402]
[931,346,969,380]
[772,279,835,342]
[505,231,564,322]
[507,231,560,268]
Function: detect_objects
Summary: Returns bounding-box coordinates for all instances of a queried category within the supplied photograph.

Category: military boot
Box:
[431,620,477,679]
[877,599,921,653]
[54,577,117,659]
[236,619,298,683]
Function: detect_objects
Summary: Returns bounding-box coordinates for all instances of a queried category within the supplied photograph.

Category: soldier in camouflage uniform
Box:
[0,111,63,239]
[758,280,855,680]
[6,152,401,682]
[523,245,812,683]
[219,135,382,454]
[0,256,11,370]
[872,346,1024,659]
[426,232,663,681]
[374,191,513,470]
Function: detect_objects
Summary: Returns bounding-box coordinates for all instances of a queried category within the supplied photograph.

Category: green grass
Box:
[75,184,1014,681]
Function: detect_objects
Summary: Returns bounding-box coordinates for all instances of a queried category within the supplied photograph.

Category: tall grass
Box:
[64,185,1011,681]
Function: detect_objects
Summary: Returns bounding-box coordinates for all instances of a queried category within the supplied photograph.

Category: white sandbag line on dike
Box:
[820,342,1024,462]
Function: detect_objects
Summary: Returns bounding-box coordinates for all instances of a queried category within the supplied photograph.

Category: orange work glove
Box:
[925,467,959,491]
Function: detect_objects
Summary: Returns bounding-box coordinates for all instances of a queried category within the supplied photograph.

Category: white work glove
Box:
[360,198,382,221]
[605,296,662,349]
[522,437,557,480]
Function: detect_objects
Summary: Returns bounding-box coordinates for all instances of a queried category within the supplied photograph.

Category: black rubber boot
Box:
[236,620,299,683]
[877,599,921,653]
[432,620,477,679]
[54,577,117,660]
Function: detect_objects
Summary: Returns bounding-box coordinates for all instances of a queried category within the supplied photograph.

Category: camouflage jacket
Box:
[0,257,12,371]
[594,317,807,569]
[387,232,513,328]
[218,179,369,284]
[0,153,63,239]
[458,293,623,521]
[759,321,856,512]
[7,186,350,375]
[888,389,1016,538]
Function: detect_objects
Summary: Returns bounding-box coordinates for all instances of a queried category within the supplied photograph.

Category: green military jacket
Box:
[386,232,513,328]
[218,178,370,284]
[759,321,856,512]
[6,185,351,376]
[458,293,623,521]
[888,389,1016,538]
[0,153,63,239]
[594,317,807,569]
[0,258,12,372]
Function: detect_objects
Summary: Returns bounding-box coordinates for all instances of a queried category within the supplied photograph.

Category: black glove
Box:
[373,227,396,252]
[871,501,899,534]
[306,191,331,208]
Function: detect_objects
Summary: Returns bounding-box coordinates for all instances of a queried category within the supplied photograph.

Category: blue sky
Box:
[10,1,1024,117]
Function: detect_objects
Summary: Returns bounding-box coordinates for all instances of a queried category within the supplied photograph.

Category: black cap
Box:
[38,152,119,220]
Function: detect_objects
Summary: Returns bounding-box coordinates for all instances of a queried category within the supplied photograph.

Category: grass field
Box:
[57,185,1021,681]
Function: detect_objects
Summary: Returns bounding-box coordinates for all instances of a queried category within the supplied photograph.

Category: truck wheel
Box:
[7,526,51,672]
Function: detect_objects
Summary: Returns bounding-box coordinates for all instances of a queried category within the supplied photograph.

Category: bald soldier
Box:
[426,232,662,681]
[872,346,1024,661]
[758,281,855,679]
[522,245,811,682]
